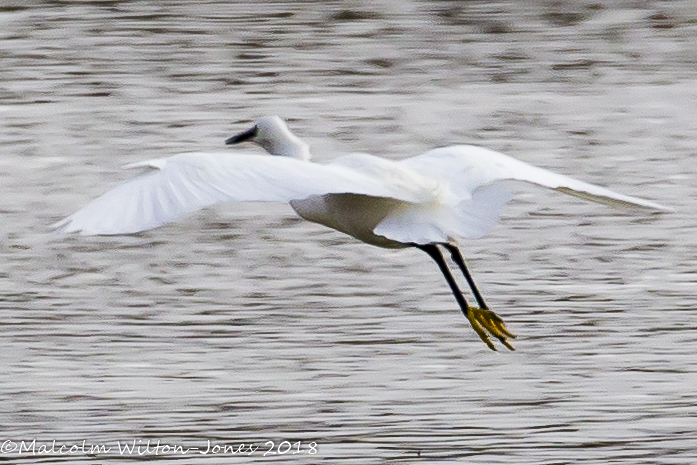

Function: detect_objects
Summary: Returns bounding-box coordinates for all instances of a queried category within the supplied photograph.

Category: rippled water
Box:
[1,1,696,463]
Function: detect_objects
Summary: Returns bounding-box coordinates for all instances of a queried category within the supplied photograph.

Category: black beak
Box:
[225,125,258,145]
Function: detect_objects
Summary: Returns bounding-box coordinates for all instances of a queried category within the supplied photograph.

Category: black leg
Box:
[416,244,471,320]
[443,243,488,310]
[416,243,516,351]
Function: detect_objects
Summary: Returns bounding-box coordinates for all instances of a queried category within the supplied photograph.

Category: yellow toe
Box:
[467,306,516,351]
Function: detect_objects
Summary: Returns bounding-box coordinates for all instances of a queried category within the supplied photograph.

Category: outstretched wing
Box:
[53,152,423,236]
[401,145,670,211]
[370,145,670,244]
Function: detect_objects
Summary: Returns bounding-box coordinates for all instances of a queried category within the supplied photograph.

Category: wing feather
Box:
[401,145,670,211]
[373,145,670,244]
[53,152,422,236]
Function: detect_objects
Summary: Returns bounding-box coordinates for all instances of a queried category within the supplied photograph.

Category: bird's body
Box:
[291,193,408,249]
[54,116,669,350]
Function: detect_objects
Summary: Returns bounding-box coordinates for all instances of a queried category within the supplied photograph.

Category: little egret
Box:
[54,116,669,350]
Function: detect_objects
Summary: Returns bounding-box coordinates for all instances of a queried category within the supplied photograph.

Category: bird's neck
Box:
[267,136,311,161]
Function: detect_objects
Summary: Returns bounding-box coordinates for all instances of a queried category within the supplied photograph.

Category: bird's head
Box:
[225,116,311,161]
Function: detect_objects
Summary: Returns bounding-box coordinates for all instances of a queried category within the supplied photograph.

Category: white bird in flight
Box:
[54,116,669,350]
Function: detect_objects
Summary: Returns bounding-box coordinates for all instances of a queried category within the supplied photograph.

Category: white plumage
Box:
[54,116,669,351]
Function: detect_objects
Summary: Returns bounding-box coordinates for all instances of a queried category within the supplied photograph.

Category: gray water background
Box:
[1,1,696,463]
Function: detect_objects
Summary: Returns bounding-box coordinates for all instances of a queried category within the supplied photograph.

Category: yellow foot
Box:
[467,307,516,351]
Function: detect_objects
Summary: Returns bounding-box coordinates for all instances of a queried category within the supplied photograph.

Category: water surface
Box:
[1,1,696,463]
